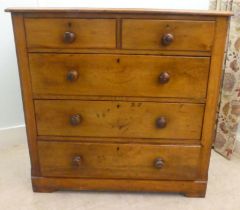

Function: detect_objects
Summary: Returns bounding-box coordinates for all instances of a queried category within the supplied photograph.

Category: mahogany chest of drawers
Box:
[6,8,231,197]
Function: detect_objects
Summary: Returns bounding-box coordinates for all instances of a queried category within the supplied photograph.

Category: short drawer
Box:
[25,18,116,49]
[29,54,210,99]
[38,141,201,180]
[35,100,204,140]
[122,19,215,51]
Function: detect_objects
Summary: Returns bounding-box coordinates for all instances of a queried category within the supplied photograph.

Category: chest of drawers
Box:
[6,8,231,197]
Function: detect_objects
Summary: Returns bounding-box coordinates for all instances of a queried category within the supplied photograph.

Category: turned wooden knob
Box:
[66,70,78,82]
[63,31,75,43]
[156,117,167,128]
[72,156,82,166]
[70,114,82,126]
[162,33,174,46]
[154,158,164,169]
[159,72,170,84]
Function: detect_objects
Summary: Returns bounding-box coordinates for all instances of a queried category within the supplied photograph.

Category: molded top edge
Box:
[5,7,233,16]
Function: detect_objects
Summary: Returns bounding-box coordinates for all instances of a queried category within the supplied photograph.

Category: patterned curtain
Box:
[209,0,240,159]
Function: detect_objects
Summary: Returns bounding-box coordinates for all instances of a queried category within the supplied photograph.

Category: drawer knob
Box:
[156,117,167,128]
[162,33,174,46]
[159,72,170,84]
[70,114,82,126]
[72,156,82,166]
[154,158,165,169]
[63,31,75,43]
[67,70,78,82]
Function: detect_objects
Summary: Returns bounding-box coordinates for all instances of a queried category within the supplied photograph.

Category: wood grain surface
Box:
[122,19,215,51]
[25,18,116,49]
[34,100,204,140]
[38,141,201,180]
[29,53,210,99]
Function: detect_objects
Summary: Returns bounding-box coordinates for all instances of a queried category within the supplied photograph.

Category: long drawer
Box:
[122,19,215,51]
[35,100,204,139]
[38,141,201,180]
[25,18,116,49]
[29,54,210,99]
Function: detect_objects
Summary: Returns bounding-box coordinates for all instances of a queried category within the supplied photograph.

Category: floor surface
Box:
[0,138,240,210]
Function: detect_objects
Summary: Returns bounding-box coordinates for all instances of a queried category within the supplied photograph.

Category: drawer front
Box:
[35,100,204,139]
[30,54,210,99]
[25,18,116,49]
[38,141,201,180]
[122,19,215,51]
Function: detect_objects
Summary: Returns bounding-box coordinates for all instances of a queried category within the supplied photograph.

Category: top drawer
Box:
[122,19,215,51]
[24,18,116,49]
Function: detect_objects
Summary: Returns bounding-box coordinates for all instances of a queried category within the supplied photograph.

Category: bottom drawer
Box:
[38,141,201,180]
